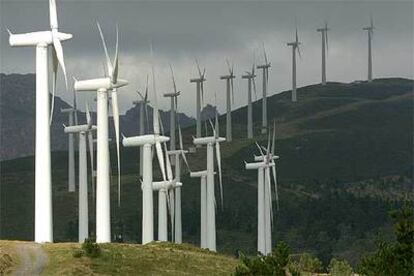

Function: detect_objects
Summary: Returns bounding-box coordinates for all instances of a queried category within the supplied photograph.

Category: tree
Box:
[357,205,414,276]
[328,258,353,276]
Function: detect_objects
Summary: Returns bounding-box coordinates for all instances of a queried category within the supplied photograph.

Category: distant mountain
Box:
[0,73,196,160]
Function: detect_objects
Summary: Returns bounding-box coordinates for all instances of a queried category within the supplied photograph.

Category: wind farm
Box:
[0,0,412,275]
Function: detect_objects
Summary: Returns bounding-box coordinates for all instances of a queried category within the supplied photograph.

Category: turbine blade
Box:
[216,141,223,208]
[49,47,58,125]
[255,142,265,157]
[271,120,276,156]
[86,102,92,128]
[169,64,177,93]
[156,142,167,181]
[49,0,58,29]
[266,167,274,226]
[169,188,175,241]
[112,24,119,83]
[195,58,202,77]
[272,165,279,211]
[111,90,121,207]
[73,89,78,125]
[96,21,113,78]
[88,131,95,201]
[52,30,68,89]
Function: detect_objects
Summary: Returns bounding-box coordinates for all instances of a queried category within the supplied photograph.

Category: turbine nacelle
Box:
[193,136,226,145]
[8,31,72,47]
[61,107,76,113]
[64,124,96,134]
[190,170,216,178]
[163,91,181,97]
[152,180,182,191]
[74,78,128,92]
[254,155,279,162]
[122,134,170,147]
[245,161,275,170]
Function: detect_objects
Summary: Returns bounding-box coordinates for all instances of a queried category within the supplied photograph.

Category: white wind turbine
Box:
[190,60,206,140]
[220,60,236,142]
[74,23,128,243]
[257,46,271,134]
[317,21,330,86]
[164,75,191,243]
[122,43,170,244]
[193,118,225,251]
[61,89,78,192]
[64,104,96,243]
[242,64,257,139]
[287,26,302,102]
[245,122,279,255]
[164,65,181,164]
[8,0,72,243]
[363,15,375,82]
[133,75,150,177]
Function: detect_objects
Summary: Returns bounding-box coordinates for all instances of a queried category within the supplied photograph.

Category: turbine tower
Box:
[190,60,206,140]
[363,15,375,82]
[64,104,96,243]
[74,23,128,243]
[164,65,181,164]
[133,76,150,177]
[257,46,271,134]
[122,43,170,244]
[220,60,235,142]
[190,170,209,248]
[242,64,257,139]
[287,27,302,102]
[193,119,225,251]
[8,0,72,243]
[317,21,330,85]
[61,106,76,192]
[167,103,190,243]
[245,123,280,255]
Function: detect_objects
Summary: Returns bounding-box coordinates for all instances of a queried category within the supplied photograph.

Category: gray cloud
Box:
[1,0,413,117]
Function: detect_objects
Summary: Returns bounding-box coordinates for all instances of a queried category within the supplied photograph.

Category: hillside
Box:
[0,73,195,161]
[0,240,237,275]
[1,78,413,266]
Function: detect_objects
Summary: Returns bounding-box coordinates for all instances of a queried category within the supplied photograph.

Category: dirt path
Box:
[11,243,48,276]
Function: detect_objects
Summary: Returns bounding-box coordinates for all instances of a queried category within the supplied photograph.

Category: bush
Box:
[328,258,353,276]
[82,238,101,258]
[234,241,290,276]
[288,253,322,275]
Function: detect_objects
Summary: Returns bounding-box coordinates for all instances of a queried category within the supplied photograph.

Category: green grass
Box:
[1,241,238,275]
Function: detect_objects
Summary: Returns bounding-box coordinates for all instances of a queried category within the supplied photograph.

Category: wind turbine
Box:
[8,0,72,243]
[363,15,375,82]
[220,60,236,142]
[133,75,150,177]
[74,23,128,243]
[317,21,330,85]
[257,45,271,134]
[64,104,96,243]
[190,60,206,140]
[122,43,170,244]
[287,26,301,102]
[242,64,257,139]
[166,97,191,243]
[193,118,225,251]
[245,122,279,255]
[164,65,181,164]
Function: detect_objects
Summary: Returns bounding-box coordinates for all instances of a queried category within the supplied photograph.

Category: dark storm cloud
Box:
[1,0,413,116]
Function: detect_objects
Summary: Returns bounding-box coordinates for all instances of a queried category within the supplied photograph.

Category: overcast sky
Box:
[1,0,413,117]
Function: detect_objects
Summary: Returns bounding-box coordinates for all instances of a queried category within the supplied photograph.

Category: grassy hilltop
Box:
[1,78,413,267]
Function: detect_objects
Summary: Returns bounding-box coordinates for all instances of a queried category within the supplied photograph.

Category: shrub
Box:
[288,253,322,274]
[82,238,101,258]
[328,258,353,276]
[234,241,290,276]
